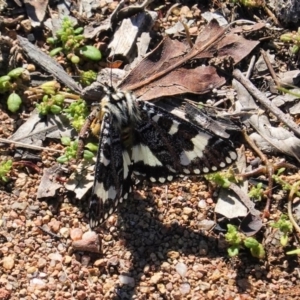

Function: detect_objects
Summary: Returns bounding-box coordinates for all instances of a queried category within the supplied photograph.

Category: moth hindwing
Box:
[89,86,237,229]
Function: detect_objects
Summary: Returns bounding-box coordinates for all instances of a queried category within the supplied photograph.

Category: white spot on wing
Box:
[193,169,200,174]
[152,114,160,122]
[226,157,232,164]
[93,183,117,204]
[183,168,190,174]
[179,133,210,165]
[159,177,166,183]
[230,151,237,160]
[122,151,131,178]
[150,177,156,182]
[167,175,173,181]
[203,167,209,173]
[132,144,163,167]
[219,162,226,168]
[168,122,179,135]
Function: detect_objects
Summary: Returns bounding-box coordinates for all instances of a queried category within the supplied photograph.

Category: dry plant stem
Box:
[233,69,300,138]
[260,49,280,86]
[181,20,193,48]
[240,161,297,178]
[287,182,300,234]
[242,129,267,163]
[0,138,64,153]
[263,5,280,26]
[165,3,180,19]
[126,25,228,91]
[36,225,61,239]
[246,55,256,79]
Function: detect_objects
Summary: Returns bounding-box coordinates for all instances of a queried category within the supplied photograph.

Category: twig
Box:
[263,5,280,26]
[36,225,61,239]
[233,69,300,138]
[246,55,256,79]
[180,19,193,48]
[0,138,64,153]
[165,3,180,20]
[260,49,280,86]
[242,129,266,163]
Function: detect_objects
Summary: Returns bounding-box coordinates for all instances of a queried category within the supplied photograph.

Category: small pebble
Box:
[198,199,207,209]
[3,256,15,270]
[175,262,187,278]
[70,228,83,241]
[38,258,47,268]
[180,282,190,295]
[59,227,70,238]
[48,253,62,262]
[150,272,163,284]
[119,275,135,287]
[183,207,193,216]
[30,278,46,289]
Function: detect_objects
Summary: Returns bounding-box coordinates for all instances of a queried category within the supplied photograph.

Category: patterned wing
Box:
[131,101,237,183]
[89,113,132,230]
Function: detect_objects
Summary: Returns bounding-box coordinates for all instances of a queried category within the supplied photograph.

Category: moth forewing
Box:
[89,112,132,230]
[88,87,237,230]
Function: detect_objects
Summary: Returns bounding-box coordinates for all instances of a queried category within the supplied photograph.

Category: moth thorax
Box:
[101,90,141,129]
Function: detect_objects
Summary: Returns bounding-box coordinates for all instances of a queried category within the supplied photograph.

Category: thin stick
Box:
[246,55,256,79]
[36,225,61,239]
[233,69,300,138]
[260,49,280,86]
[0,138,64,153]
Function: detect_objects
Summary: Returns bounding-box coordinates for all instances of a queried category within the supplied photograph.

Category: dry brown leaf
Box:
[119,20,259,101]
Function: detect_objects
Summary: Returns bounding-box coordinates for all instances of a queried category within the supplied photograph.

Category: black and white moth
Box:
[89,86,237,230]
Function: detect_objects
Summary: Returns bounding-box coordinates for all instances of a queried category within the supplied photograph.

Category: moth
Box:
[89,85,237,230]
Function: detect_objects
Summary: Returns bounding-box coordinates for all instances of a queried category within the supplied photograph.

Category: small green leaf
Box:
[49,47,63,57]
[57,155,68,163]
[85,143,98,152]
[0,160,12,182]
[227,246,239,257]
[7,93,22,113]
[250,244,265,259]
[7,67,25,79]
[280,235,289,247]
[292,45,299,54]
[280,33,293,42]
[286,249,300,255]
[83,150,94,160]
[74,27,84,35]
[46,37,56,44]
[61,137,71,146]
[53,94,65,105]
[244,237,259,249]
[0,75,11,83]
[50,105,62,114]
[80,46,102,61]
